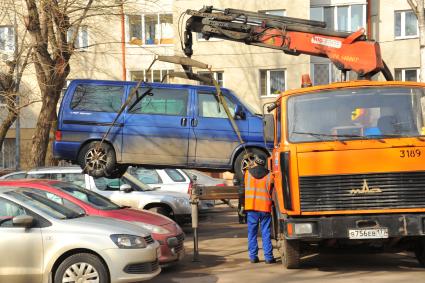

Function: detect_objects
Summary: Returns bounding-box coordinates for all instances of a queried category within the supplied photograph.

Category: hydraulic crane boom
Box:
[183,6,393,81]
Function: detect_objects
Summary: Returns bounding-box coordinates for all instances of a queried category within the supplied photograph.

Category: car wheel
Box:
[234,148,268,183]
[54,253,109,283]
[148,206,173,219]
[78,141,116,178]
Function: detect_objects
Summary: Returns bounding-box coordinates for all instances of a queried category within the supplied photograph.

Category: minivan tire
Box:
[54,253,109,283]
[78,141,116,178]
[234,148,268,183]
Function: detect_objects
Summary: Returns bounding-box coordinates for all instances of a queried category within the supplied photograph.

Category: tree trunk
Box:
[0,109,17,153]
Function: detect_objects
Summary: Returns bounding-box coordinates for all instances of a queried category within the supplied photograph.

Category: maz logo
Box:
[350,179,382,195]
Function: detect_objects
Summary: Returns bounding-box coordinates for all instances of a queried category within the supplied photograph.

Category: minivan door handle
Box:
[181,118,187,127]
[191,118,198,127]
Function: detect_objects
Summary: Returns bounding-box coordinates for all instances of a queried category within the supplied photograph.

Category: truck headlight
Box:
[136,223,170,235]
[110,234,147,249]
[293,223,313,235]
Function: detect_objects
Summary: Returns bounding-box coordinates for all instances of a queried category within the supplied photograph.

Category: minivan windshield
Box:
[287,86,425,143]
[52,182,121,211]
[6,190,82,219]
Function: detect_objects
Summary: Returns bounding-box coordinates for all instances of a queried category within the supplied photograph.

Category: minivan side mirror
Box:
[120,184,133,193]
[234,104,246,120]
[13,215,35,228]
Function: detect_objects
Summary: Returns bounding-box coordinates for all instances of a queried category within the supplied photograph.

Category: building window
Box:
[395,10,418,39]
[0,26,14,52]
[130,69,173,83]
[394,68,419,81]
[67,26,88,49]
[311,63,356,85]
[128,13,173,45]
[260,69,286,97]
[310,4,365,32]
[0,139,16,169]
[197,71,224,87]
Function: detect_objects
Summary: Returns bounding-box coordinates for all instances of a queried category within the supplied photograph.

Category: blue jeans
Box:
[247,211,273,261]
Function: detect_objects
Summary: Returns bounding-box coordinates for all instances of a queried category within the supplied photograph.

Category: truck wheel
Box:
[78,141,117,178]
[415,241,425,267]
[234,148,268,182]
[278,237,300,269]
[106,164,129,179]
[149,206,173,219]
[54,253,109,283]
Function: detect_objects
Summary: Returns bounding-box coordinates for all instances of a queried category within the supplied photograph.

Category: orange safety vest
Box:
[244,171,272,213]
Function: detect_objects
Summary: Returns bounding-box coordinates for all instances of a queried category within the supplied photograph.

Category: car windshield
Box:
[52,182,121,211]
[6,190,82,219]
[287,86,425,143]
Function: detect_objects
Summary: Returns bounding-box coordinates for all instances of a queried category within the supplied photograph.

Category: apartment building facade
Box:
[0,0,423,169]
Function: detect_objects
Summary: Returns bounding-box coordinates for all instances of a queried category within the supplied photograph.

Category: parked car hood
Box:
[58,215,151,236]
[101,208,172,226]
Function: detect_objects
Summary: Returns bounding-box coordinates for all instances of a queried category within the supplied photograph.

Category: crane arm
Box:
[183,6,393,80]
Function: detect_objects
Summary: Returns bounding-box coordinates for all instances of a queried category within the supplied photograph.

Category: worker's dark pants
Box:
[247,211,273,261]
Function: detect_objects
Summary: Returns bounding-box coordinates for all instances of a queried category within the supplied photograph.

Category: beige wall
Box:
[173,0,310,112]
[374,0,420,76]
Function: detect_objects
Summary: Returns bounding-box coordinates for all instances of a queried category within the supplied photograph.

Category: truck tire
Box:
[54,253,109,283]
[107,164,129,179]
[234,148,268,182]
[278,237,301,269]
[78,141,116,178]
[415,240,425,267]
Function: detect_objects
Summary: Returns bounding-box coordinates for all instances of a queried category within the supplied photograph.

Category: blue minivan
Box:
[54,79,272,180]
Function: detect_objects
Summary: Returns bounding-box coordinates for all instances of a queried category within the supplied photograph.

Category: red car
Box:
[0,179,185,266]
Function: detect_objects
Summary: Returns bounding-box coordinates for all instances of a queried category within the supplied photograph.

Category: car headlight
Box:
[136,222,171,235]
[110,234,147,249]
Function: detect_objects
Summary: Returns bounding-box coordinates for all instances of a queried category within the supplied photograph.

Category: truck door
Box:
[190,90,248,167]
[122,86,191,166]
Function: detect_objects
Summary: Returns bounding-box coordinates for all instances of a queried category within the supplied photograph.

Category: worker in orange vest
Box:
[244,155,276,264]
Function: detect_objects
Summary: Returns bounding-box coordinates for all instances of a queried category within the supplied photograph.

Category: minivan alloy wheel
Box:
[85,147,108,171]
[62,262,99,283]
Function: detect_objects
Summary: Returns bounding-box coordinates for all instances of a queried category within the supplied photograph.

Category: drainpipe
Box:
[120,1,127,80]
[366,0,372,39]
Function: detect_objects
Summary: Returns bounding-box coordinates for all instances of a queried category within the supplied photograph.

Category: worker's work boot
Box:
[265,258,276,264]
[250,257,259,263]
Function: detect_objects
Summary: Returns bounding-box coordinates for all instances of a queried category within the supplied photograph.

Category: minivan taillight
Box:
[55,130,62,141]
[187,181,193,195]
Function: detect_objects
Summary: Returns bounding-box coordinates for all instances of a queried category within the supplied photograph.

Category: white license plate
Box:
[348,228,388,239]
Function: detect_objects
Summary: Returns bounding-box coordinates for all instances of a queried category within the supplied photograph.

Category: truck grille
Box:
[299,171,425,212]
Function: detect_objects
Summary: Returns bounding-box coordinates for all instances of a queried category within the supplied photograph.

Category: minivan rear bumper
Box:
[53,141,81,161]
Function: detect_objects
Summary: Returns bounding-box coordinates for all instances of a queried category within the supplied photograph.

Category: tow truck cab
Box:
[271,80,425,268]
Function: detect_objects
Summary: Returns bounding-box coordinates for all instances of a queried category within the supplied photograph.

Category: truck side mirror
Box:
[234,104,246,120]
[263,114,275,143]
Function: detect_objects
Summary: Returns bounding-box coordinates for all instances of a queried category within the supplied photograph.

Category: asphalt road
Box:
[151,206,425,283]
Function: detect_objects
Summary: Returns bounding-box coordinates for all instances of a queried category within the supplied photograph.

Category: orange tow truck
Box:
[183,7,425,268]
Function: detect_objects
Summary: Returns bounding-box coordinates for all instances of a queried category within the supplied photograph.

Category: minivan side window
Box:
[129,87,188,116]
[198,92,235,118]
[70,84,124,112]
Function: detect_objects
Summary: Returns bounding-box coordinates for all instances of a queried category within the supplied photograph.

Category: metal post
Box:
[190,184,200,262]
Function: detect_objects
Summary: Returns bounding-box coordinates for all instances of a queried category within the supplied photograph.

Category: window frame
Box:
[394,68,420,81]
[0,26,15,52]
[197,71,225,87]
[69,84,125,113]
[126,13,174,47]
[260,68,287,98]
[0,138,16,169]
[129,69,173,83]
[67,26,89,50]
[394,10,419,40]
[310,4,367,32]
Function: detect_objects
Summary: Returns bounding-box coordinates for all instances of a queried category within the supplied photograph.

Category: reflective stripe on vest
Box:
[244,171,272,213]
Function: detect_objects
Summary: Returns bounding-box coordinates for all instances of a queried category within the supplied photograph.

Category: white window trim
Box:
[260,69,287,98]
[126,13,174,47]
[67,26,89,50]
[396,68,420,81]
[198,71,225,87]
[128,69,173,82]
[395,10,419,40]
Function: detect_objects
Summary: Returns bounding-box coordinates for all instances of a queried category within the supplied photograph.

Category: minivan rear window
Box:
[70,84,124,112]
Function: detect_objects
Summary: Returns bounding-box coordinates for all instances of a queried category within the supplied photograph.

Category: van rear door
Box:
[122,85,190,166]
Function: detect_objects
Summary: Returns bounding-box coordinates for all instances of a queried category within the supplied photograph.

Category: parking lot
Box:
[153,205,425,283]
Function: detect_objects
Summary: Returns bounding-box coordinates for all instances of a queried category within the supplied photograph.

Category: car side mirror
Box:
[120,184,133,193]
[13,215,34,228]
[234,104,246,120]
